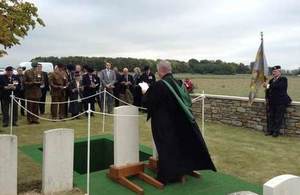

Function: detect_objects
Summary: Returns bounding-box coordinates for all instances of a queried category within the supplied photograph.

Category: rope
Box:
[105,90,147,110]
[13,98,86,122]
[14,91,104,104]
[91,110,144,117]
[192,95,205,103]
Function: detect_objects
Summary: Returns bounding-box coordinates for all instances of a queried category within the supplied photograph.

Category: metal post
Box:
[102,88,106,133]
[10,91,14,135]
[202,90,205,136]
[86,103,91,195]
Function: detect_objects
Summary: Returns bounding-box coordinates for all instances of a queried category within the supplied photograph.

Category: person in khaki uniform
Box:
[49,63,68,119]
[24,62,44,124]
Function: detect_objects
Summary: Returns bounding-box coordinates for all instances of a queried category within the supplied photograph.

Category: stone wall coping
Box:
[191,93,300,106]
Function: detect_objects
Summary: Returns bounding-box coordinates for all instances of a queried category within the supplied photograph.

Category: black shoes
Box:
[265,132,272,136]
[2,123,8,127]
[265,131,279,137]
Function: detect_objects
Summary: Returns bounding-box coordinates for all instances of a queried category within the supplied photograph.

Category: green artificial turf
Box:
[20,134,262,195]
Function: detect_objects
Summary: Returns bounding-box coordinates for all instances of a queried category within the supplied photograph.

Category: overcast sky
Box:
[1,0,300,69]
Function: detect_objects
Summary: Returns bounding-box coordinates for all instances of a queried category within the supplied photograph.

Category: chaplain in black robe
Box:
[143,60,216,184]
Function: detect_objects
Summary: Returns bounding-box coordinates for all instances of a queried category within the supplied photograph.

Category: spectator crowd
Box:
[0,62,157,126]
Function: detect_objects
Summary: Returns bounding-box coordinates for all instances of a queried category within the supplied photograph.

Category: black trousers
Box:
[17,90,26,115]
[39,89,47,114]
[1,98,18,125]
[83,97,95,116]
[267,104,286,135]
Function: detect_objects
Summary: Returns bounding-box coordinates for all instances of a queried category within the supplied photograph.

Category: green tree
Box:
[0,0,45,57]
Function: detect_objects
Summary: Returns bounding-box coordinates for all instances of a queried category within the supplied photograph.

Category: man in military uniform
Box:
[0,66,20,127]
[24,62,44,124]
[49,63,68,119]
[264,65,291,137]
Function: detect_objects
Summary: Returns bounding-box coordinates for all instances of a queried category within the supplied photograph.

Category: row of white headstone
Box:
[0,128,74,195]
[0,106,300,195]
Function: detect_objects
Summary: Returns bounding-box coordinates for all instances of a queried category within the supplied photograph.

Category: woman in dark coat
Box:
[68,71,83,117]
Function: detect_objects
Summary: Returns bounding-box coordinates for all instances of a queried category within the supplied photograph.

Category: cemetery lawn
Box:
[1,113,300,194]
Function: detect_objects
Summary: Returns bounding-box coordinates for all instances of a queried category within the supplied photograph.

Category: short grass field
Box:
[1,112,300,194]
[0,74,300,194]
[174,74,300,101]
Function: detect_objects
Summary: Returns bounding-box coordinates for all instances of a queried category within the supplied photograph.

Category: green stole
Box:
[162,74,195,124]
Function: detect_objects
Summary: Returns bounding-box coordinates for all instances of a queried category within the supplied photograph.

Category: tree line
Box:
[32,56,251,75]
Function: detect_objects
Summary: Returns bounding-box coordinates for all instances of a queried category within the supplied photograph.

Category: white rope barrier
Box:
[192,95,205,103]
[13,91,104,104]
[91,110,144,117]
[105,90,147,110]
[13,98,86,122]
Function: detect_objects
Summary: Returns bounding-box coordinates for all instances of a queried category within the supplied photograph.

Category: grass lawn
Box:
[1,74,299,194]
[174,74,300,101]
[1,110,300,194]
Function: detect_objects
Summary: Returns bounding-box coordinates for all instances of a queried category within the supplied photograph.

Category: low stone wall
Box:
[191,94,300,136]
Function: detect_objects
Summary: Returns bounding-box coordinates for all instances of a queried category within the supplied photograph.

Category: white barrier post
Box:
[102,88,106,133]
[42,129,74,194]
[0,135,17,195]
[202,90,205,136]
[86,103,91,195]
[10,91,14,135]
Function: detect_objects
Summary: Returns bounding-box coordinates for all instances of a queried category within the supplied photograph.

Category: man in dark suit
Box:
[0,66,21,127]
[113,67,122,107]
[119,67,134,105]
[37,63,49,114]
[99,62,116,113]
[264,65,291,137]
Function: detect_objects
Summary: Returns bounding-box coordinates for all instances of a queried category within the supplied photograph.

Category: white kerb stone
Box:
[114,106,139,166]
[42,128,74,194]
[263,174,300,195]
[0,135,17,195]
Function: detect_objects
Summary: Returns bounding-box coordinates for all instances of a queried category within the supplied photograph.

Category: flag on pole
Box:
[248,32,269,105]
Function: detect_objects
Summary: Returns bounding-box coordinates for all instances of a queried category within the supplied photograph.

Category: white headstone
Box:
[42,128,74,194]
[114,106,139,166]
[0,135,17,195]
[263,174,300,195]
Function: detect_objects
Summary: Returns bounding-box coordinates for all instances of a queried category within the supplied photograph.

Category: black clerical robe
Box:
[143,73,216,183]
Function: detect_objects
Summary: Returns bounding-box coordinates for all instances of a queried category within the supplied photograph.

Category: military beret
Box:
[272,65,281,70]
[31,62,38,67]
[56,63,65,68]
[5,66,13,71]
[87,66,94,73]
[143,65,150,71]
